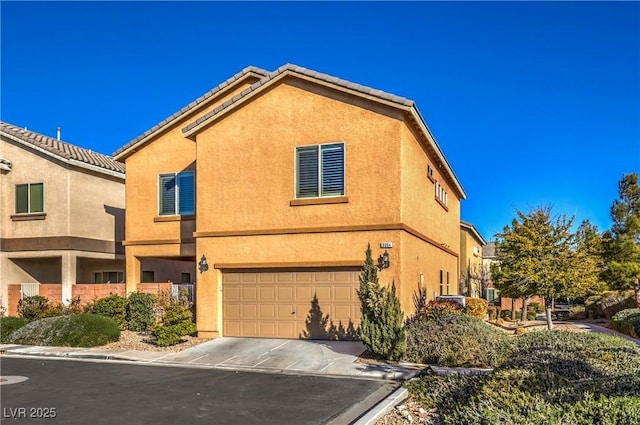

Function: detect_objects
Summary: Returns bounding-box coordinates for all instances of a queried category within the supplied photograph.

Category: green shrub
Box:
[404,312,513,368]
[526,310,537,320]
[568,305,586,320]
[0,317,28,343]
[587,291,636,320]
[465,298,488,319]
[93,294,127,329]
[151,300,196,347]
[127,292,156,331]
[8,314,120,347]
[501,309,512,320]
[17,295,50,321]
[528,302,543,313]
[611,308,640,337]
[357,245,406,361]
[405,330,640,424]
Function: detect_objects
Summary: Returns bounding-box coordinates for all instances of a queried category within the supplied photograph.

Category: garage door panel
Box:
[223,269,360,339]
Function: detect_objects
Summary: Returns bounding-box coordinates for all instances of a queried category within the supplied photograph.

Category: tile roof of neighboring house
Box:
[461,220,488,246]
[0,121,125,176]
[113,66,269,159]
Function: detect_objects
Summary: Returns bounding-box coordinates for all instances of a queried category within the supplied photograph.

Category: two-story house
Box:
[0,122,126,314]
[114,64,466,339]
[459,220,487,298]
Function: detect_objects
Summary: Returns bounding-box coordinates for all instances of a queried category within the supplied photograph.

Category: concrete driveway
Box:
[1,337,421,380]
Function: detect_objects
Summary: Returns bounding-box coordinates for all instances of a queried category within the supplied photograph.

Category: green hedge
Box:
[405,330,640,425]
[0,317,28,343]
[404,311,513,368]
[93,295,128,330]
[611,308,640,338]
[8,314,120,347]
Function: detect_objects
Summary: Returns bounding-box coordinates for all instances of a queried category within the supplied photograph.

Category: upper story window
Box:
[159,172,194,216]
[296,143,345,199]
[15,182,44,213]
[435,181,448,209]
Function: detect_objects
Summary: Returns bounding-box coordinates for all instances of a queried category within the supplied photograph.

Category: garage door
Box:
[222,268,361,339]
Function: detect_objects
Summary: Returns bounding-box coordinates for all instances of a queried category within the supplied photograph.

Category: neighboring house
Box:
[0,121,125,314]
[482,241,500,304]
[114,64,467,339]
[459,221,487,298]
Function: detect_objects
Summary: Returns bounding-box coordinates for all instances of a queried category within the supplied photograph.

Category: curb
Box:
[351,386,408,425]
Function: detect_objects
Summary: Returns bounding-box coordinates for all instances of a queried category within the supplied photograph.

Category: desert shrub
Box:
[568,305,586,320]
[0,316,28,343]
[127,292,156,331]
[63,296,85,315]
[501,309,512,320]
[406,330,640,424]
[151,300,196,347]
[496,318,505,326]
[587,291,636,320]
[528,302,543,313]
[404,312,513,368]
[8,314,120,347]
[487,306,499,321]
[17,295,50,321]
[464,298,488,319]
[415,300,464,321]
[526,310,537,320]
[514,327,527,335]
[611,308,640,337]
[93,294,127,329]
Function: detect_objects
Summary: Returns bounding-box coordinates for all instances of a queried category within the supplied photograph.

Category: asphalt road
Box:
[1,358,393,425]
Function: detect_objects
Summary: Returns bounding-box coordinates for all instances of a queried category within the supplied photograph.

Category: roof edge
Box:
[113,66,269,160]
[461,220,487,245]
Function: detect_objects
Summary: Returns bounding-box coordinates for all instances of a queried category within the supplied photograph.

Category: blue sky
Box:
[1,1,638,241]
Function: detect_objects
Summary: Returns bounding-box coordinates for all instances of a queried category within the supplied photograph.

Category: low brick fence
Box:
[7,282,174,316]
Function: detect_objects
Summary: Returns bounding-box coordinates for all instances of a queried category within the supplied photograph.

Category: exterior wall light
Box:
[198,255,209,273]
[377,250,390,270]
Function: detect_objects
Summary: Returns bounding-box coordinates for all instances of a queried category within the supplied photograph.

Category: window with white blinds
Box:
[159,171,195,215]
[296,143,344,198]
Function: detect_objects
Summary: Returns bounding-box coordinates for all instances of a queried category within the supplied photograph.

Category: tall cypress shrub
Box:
[357,244,406,361]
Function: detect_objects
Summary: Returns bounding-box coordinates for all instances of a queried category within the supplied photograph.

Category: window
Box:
[159,172,194,216]
[439,270,444,296]
[446,271,450,295]
[435,181,448,208]
[15,183,44,213]
[94,271,124,283]
[296,143,344,198]
[142,270,155,283]
[181,273,191,284]
[427,164,435,182]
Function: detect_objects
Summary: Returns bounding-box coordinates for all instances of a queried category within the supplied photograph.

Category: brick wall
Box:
[6,283,174,316]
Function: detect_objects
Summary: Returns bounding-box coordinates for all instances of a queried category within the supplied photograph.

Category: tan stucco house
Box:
[0,121,126,314]
[114,64,467,339]
[459,220,487,298]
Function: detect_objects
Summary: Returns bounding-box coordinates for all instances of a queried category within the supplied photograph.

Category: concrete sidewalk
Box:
[0,337,423,381]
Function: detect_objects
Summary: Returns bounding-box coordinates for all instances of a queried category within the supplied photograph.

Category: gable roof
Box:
[113,66,269,160]
[460,220,487,246]
[0,121,125,177]
[181,64,466,199]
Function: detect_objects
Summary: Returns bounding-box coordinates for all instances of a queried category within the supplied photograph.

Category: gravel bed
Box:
[101,330,211,353]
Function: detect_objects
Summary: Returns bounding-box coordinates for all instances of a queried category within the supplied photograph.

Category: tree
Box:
[357,244,406,360]
[575,220,607,296]
[459,260,491,298]
[493,207,599,330]
[602,173,640,306]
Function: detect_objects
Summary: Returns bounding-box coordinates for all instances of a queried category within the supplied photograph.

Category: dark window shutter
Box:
[296,146,319,198]
[321,144,344,196]
[178,172,195,215]
[159,175,176,215]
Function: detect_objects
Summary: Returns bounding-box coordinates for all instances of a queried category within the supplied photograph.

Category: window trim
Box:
[15,182,45,214]
[158,171,195,216]
[93,270,125,284]
[294,142,345,200]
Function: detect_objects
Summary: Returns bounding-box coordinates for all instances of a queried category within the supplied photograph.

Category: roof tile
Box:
[1,121,125,175]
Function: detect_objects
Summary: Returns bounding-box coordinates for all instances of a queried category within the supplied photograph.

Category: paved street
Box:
[1,358,395,425]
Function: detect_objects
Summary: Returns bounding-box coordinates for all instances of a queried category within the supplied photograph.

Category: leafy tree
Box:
[493,207,599,330]
[357,244,406,360]
[602,173,640,306]
[575,220,607,295]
